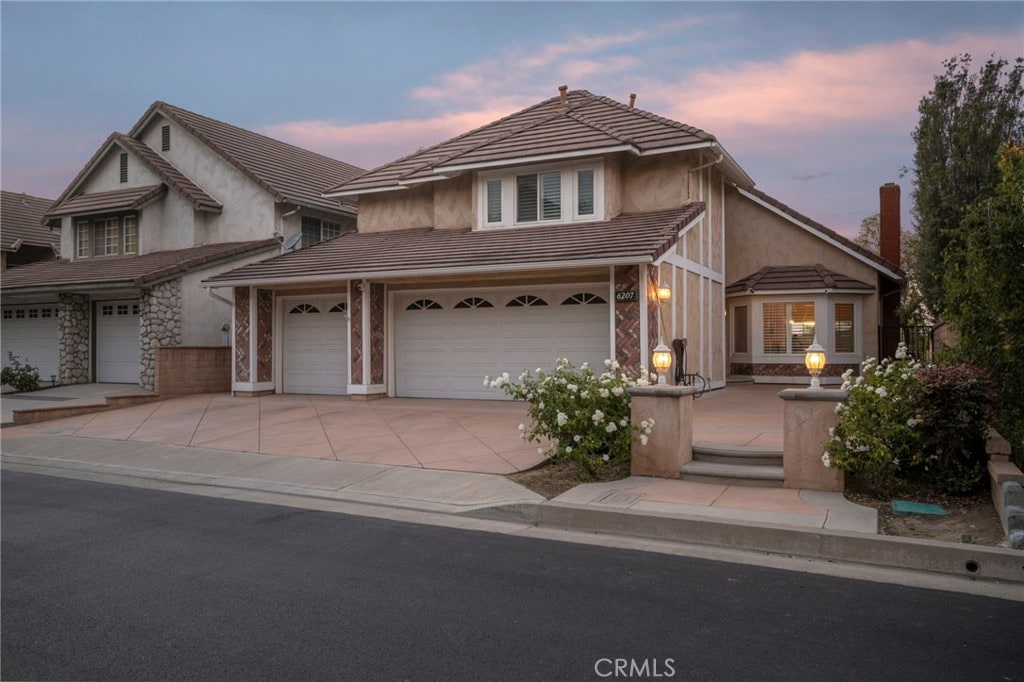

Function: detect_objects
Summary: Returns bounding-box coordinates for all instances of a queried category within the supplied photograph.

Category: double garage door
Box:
[1,304,59,382]
[395,287,610,399]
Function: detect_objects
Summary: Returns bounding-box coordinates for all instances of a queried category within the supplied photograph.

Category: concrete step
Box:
[680,460,785,488]
[692,442,783,467]
[726,375,754,384]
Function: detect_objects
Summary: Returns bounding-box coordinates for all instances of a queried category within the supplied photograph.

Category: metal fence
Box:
[879,325,934,362]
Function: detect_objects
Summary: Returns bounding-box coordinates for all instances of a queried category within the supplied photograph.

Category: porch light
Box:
[804,337,827,389]
[652,343,672,385]
[656,285,672,301]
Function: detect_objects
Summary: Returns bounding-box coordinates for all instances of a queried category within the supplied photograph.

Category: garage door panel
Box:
[283,300,348,395]
[96,300,140,384]
[396,288,609,399]
[1,305,59,381]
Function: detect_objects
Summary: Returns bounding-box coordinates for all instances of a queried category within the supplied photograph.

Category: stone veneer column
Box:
[139,279,183,391]
[778,388,847,492]
[58,293,90,385]
[234,286,250,383]
[628,385,694,478]
[347,280,386,399]
[614,265,642,371]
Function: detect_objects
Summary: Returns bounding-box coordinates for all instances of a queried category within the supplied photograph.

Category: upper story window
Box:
[75,214,138,259]
[479,161,602,229]
[301,216,341,247]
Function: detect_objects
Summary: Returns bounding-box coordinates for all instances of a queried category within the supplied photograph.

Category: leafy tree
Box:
[910,54,1024,316]
[944,142,1024,465]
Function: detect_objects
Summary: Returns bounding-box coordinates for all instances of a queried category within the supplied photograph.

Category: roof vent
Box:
[629,93,637,109]
[558,85,568,104]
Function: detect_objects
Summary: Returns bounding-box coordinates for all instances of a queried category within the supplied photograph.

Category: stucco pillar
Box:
[628,385,694,478]
[778,388,846,492]
[347,280,386,399]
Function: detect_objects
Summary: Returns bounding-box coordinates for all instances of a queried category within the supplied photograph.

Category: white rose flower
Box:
[567,384,578,393]
[591,409,604,422]
[640,434,648,446]
[574,435,581,443]
[605,423,617,433]
[565,446,573,454]
[556,412,568,427]
[599,388,610,398]
[537,448,545,455]
[619,418,628,427]
[518,423,526,431]
[483,376,491,386]
[602,454,610,462]
[821,452,831,468]
[611,387,624,396]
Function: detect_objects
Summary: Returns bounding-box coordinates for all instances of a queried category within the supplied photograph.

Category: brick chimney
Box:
[879,183,901,268]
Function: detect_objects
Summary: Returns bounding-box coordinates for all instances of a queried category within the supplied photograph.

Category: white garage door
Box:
[395,287,610,399]
[282,298,348,395]
[96,300,140,383]
[1,304,59,382]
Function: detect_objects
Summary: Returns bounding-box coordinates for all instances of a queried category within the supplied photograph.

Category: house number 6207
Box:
[615,290,639,302]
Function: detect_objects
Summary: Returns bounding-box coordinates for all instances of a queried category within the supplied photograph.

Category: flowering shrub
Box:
[823,344,923,493]
[825,343,996,495]
[485,359,655,474]
[912,364,994,495]
[1,352,40,392]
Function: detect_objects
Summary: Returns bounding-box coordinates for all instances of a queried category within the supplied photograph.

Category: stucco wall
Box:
[180,248,278,346]
[150,191,196,252]
[620,153,692,213]
[138,114,277,243]
[81,148,162,194]
[358,185,434,232]
[434,173,473,229]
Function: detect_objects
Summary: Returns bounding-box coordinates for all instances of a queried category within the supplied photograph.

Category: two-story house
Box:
[0,101,364,390]
[204,87,902,399]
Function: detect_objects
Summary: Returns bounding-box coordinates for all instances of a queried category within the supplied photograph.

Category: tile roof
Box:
[46,185,167,218]
[205,204,705,286]
[726,264,875,295]
[115,135,222,211]
[130,102,365,214]
[327,90,739,195]
[1,239,278,291]
[739,187,902,278]
[1,190,58,253]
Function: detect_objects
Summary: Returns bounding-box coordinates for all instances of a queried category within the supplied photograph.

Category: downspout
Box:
[207,286,235,348]
[687,148,725,202]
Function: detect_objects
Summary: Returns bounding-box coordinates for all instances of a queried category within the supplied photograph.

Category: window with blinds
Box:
[479,162,601,227]
[763,302,815,354]
[834,303,855,353]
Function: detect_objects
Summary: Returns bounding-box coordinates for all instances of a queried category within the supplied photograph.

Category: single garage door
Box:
[1,304,59,382]
[282,298,348,395]
[96,300,140,383]
[395,287,610,399]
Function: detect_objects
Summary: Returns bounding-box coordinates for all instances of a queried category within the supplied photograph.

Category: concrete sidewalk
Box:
[3,432,1021,585]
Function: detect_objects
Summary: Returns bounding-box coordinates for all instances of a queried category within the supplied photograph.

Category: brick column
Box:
[348,279,386,399]
[232,286,274,396]
[614,265,642,371]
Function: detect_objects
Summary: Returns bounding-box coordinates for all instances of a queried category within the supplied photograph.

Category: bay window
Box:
[834,302,855,353]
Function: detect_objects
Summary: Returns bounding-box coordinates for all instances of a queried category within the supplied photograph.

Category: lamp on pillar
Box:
[656,285,672,301]
[652,343,672,384]
[804,337,827,389]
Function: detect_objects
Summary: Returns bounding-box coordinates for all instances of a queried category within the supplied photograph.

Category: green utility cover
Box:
[891,500,948,516]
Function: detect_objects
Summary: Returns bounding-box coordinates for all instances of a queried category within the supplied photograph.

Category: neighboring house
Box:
[1,190,58,270]
[0,101,364,389]
[204,87,901,399]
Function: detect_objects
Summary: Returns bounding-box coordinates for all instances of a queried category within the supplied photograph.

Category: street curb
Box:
[0,454,542,517]
[538,501,1024,584]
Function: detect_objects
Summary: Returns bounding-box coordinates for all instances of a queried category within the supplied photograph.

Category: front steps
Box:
[681,442,784,487]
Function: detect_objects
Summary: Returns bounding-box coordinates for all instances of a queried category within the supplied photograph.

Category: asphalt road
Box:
[2,470,1021,682]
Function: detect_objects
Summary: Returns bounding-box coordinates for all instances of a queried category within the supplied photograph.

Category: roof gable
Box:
[327,89,751,196]
[736,186,902,281]
[129,102,365,214]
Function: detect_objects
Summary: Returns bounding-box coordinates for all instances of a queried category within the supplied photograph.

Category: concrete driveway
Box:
[3,393,545,474]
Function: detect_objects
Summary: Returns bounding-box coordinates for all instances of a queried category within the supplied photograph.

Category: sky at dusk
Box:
[2,1,1021,238]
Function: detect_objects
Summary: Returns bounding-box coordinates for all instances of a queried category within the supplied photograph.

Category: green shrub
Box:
[910,364,995,495]
[486,359,655,474]
[1,352,41,392]
[824,345,923,494]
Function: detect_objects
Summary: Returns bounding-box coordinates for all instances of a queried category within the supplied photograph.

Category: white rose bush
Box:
[486,358,655,475]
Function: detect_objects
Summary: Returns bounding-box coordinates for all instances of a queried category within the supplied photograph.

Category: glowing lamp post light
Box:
[804,337,827,389]
[652,343,673,385]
